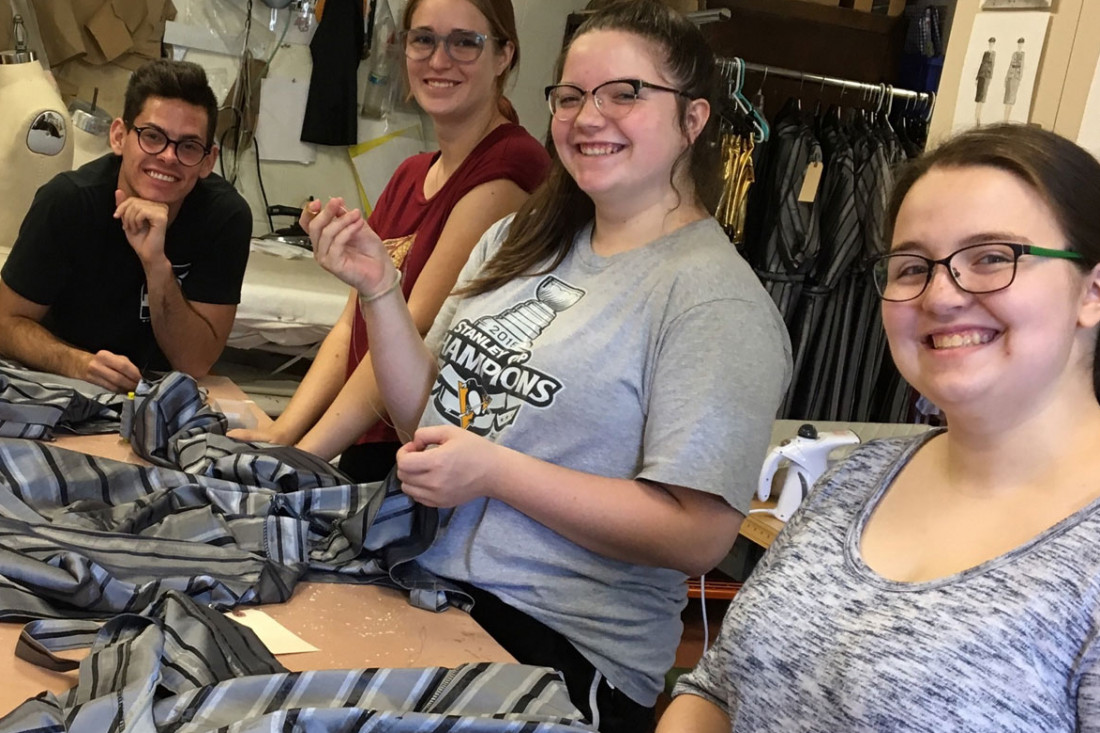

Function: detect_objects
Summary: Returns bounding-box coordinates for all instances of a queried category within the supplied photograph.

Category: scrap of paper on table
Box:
[226,608,320,655]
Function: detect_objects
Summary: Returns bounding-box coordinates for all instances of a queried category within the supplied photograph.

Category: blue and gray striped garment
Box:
[0,368,591,730]
[0,360,122,439]
[676,434,1100,731]
[0,370,466,621]
[0,591,591,732]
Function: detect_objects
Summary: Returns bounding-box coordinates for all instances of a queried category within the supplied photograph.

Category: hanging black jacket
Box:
[301,0,364,145]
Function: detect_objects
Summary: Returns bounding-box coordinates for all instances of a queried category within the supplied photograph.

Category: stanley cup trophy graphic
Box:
[435,276,585,433]
[473,276,585,354]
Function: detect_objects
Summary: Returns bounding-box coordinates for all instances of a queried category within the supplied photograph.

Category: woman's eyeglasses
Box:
[401,29,502,64]
[130,125,211,167]
[544,78,691,122]
[869,242,1083,302]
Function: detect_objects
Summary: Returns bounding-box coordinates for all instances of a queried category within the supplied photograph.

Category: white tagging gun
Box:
[755,424,860,522]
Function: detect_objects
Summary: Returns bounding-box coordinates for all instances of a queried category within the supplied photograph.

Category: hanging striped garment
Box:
[0,591,591,732]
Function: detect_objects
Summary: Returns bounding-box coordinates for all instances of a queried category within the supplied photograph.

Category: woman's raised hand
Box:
[305,197,396,297]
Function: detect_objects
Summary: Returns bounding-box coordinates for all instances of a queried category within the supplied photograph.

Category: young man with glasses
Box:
[0,59,250,392]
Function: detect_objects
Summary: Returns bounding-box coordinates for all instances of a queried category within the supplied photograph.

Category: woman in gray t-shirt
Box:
[662,124,1100,731]
[300,1,790,731]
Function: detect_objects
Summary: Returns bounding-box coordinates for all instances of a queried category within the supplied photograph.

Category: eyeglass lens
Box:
[547,80,641,121]
[136,127,208,166]
[404,30,487,63]
[873,243,1021,301]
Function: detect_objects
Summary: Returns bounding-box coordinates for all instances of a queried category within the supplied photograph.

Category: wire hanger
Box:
[754,67,767,114]
[736,60,769,141]
[924,90,937,123]
[722,58,769,143]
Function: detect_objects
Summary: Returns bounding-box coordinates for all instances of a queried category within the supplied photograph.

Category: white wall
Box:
[510,0,591,141]
[185,0,587,236]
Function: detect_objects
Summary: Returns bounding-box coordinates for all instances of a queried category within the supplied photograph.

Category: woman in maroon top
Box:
[231,0,550,480]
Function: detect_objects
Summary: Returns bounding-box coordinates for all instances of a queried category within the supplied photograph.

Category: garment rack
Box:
[719,57,934,111]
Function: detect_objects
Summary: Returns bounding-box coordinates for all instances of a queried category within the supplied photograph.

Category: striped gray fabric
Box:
[748,99,822,328]
[782,117,859,419]
[0,370,467,622]
[741,105,916,423]
[0,591,591,732]
[125,370,228,468]
[0,360,122,439]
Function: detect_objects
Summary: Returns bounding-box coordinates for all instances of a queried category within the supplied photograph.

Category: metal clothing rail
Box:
[719,57,935,112]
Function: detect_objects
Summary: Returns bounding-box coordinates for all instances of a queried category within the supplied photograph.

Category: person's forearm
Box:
[655,694,730,733]
[265,316,355,445]
[0,315,90,379]
[297,351,385,459]
[483,447,742,575]
[359,285,437,440]
[144,261,222,376]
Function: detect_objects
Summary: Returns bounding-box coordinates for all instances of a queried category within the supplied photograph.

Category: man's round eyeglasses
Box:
[869,242,1083,302]
[544,78,691,122]
[401,29,502,64]
[130,125,211,167]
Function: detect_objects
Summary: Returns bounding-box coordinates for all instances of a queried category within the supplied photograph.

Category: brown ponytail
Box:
[497,96,519,125]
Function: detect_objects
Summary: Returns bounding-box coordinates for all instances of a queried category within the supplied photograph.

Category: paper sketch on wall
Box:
[974,37,995,125]
[953,11,1050,132]
[1003,38,1027,121]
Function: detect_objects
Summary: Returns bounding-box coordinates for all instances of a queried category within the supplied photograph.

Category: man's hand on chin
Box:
[114,189,170,267]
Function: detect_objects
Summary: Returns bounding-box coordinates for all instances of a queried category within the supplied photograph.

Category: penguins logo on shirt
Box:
[432,276,584,436]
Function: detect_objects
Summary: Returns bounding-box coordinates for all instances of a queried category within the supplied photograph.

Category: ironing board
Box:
[231,240,350,353]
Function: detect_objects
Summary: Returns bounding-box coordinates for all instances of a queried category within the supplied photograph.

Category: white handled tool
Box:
[755,424,860,522]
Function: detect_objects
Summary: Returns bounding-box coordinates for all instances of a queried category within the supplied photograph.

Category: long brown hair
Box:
[401,0,520,123]
[885,123,1100,399]
[457,0,721,297]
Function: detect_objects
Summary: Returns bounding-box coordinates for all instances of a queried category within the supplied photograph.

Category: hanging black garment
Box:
[742,98,822,328]
[822,117,888,421]
[301,0,364,145]
[785,113,860,419]
[852,122,909,421]
[862,127,915,422]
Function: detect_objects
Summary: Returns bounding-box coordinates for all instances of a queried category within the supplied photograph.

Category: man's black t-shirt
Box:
[1,154,251,372]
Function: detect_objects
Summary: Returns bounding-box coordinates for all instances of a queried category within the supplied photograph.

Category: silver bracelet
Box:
[359,270,402,304]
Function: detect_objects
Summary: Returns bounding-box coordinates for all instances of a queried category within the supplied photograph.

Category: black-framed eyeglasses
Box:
[544,78,691,122]
[129,125,211,167]
[401,28,502,64]
[869,242,1084,302]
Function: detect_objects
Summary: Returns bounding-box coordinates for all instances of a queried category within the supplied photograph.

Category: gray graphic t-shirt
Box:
[417,215,791,706]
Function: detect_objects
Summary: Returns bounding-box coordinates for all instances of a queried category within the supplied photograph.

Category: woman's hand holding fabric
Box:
[395,425,502,508]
